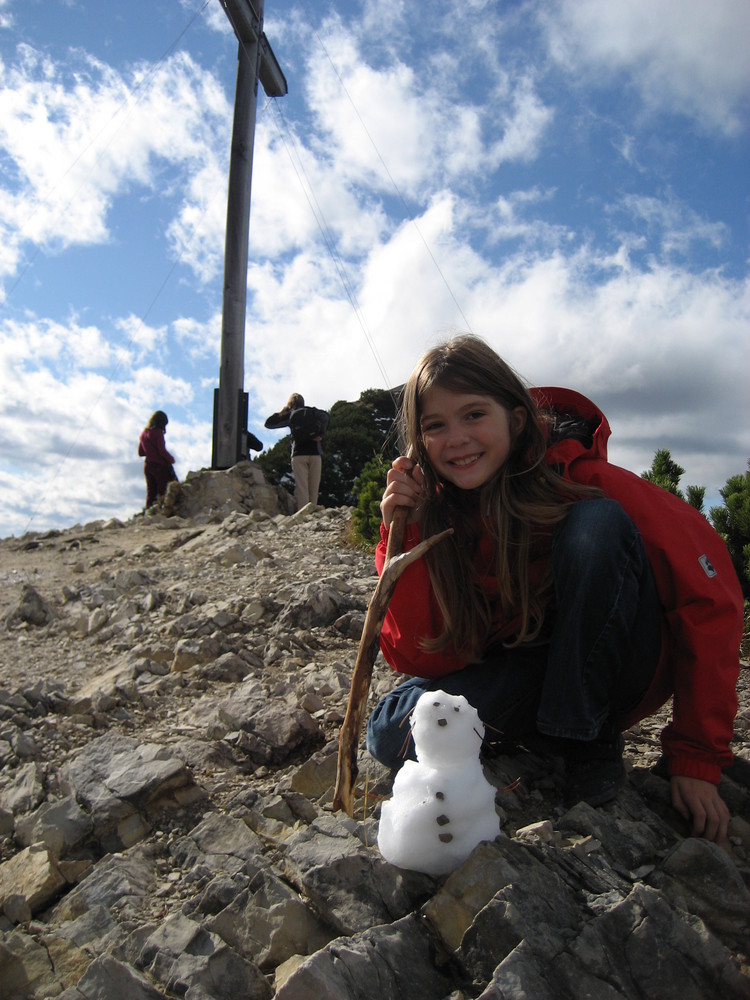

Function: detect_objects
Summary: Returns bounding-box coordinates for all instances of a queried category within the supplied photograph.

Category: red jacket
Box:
[138,427,175,467]
[377,387,743,784]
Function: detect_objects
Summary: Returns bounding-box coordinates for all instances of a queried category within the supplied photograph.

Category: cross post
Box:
[212,0,287,469]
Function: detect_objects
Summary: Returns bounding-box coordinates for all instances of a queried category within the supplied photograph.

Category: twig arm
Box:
[333,509,452,815]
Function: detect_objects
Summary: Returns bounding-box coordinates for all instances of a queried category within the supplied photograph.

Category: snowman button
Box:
[436,814,450,826]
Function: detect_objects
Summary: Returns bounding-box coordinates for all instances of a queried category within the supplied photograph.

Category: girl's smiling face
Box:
[419,386,527,490]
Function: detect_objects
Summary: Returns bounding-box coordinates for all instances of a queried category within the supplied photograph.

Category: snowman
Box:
[377,689,501,875]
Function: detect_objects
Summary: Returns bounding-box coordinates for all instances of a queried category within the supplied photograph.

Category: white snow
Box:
[377,690,502,875]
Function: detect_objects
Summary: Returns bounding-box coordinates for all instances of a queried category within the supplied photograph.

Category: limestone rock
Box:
[5,584,55,627]
[0,844,67,921]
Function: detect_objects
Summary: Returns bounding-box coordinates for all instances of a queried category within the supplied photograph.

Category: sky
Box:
[0,0,748,537]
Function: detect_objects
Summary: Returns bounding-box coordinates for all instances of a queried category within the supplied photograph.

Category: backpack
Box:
[289,406,329,443]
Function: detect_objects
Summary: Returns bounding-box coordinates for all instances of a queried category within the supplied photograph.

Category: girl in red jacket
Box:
[366,335,743,845]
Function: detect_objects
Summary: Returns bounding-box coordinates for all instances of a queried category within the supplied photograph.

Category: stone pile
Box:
[0,465,748,999]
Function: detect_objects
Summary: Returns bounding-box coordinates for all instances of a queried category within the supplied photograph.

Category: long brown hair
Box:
[400,334,596,657]
[147,410,168,430]
[284,393,304,412]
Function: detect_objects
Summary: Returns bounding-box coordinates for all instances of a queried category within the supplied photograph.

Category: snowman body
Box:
[377,690,501,875]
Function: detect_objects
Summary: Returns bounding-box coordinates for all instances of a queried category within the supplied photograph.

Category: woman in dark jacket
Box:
[138,410,176,508]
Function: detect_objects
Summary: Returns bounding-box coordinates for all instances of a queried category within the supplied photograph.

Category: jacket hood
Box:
[530,386,611,475]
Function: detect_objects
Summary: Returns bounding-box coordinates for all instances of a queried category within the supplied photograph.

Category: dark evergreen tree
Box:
[685,485,706,514]
[641,448,705,512]
[318,390,400,506]
[641,449,685,496]
[710,463,750,599]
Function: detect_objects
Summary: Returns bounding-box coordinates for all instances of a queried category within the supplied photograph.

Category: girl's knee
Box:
[366,713,409,771]
[366,683,426,770]
[555,498,636,562]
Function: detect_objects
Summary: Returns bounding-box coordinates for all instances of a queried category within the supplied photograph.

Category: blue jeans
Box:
[366,499,662,770]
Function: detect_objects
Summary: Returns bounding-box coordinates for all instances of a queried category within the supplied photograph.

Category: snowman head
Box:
[410,690,485,766]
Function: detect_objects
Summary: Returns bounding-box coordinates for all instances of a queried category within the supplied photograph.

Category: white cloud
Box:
[0,315,114,372]
[166,157,228,283]
[115,314,168,355]
[0,0,13,31]
[544,0,750,134]
[305,29,441,195]
[120,365,194,417]
[172,313,221,362]
[613,195,728,259]
[0,44,231,283]
[472,187,569,250]
[248,117,389,260]
[485,79,554,165]
[304,19,553,201]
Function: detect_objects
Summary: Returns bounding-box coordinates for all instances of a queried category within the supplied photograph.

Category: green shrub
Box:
[351,454,390,549]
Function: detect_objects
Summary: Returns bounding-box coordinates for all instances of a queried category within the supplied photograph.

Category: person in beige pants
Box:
[265,393,329,510]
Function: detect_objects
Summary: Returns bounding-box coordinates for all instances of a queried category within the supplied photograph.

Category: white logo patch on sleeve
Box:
[698,554,717,578]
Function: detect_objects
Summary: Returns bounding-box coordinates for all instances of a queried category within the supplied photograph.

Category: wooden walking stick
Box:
[333,506,452,816]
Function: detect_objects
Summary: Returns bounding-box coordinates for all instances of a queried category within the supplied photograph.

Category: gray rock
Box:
[5,584,55,627]
[649,836,750,936]
[0,759,45,815]
[56,953,170,999]
[448,839,583,978]
[137,911,272,1000]
[274,582,355,631]
[0,928,57,999]
[15,795,94,857]
[559,883,750,1000]
[282,814,434,937]
[171,812,266,877]
[217,683,322,764]
[274,914,455,1000]
[58,732,200,852]
[203,867,333,969]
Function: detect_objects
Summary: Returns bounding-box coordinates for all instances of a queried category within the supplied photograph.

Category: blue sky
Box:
[1,0,748,536]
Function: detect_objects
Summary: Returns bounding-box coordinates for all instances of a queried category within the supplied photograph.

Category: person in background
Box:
[366,335,743,846]
[245,430,264,456]
[138,410,176,508]
[265,393,329,510]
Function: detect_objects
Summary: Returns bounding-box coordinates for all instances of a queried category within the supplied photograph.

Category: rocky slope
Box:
[0,464,749,1000]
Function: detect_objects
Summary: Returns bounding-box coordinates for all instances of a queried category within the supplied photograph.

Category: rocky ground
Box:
[0,464,749,1000]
